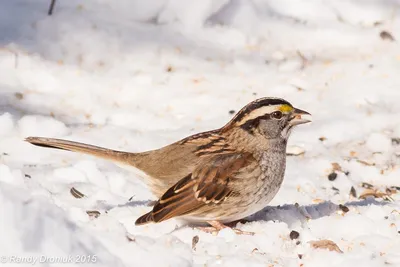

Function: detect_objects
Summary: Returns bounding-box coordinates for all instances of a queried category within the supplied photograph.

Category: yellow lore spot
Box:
[279,104,293,113]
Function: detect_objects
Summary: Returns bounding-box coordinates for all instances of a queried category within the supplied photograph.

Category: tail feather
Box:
[25,136,130,163]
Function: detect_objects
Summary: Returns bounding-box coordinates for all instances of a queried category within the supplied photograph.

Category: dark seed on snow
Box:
[86,210,101,218]
[290,230,300,240]
[298,254,303,259]
[338,204,349,213]
[70,187,85,198]
[24,174,31,178]
[15,92,24,100]
[328,172,337,181]
[192,235,199,250]
[126,235,135,242]
[391,138,400,145]
[380,31,395,41]
[350,186,357,198]
[229,110,235,115]
[361,182,374,189]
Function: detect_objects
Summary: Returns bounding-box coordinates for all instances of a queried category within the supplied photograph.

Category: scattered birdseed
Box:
[359,188,393,201]
[70,187,85,198]
[328,172,337,181]
[380,31,395,41]
[309,240,343,253]
[86,210,100,219]
[126,235,135,242]
[392,138,400,145]
[14,92,23,100]
[350,186,357,198]
[331,163,342,172]
[286,145,305,156]
[289,230,300,240]
[192,235,199,250]
[24,174,31,178]
[229,110,235,115]
[338,204,349,213]
[361,182,374,189]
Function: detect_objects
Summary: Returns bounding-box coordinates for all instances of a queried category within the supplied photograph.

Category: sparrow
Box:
[26,97,311,234]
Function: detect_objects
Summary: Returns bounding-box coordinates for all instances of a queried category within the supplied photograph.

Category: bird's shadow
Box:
[101,197,388,231]
[245,198,388,227]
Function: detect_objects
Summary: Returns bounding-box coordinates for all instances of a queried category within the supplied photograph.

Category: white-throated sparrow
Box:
[26,97,311,234]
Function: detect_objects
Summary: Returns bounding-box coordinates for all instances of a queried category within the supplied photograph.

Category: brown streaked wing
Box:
[135,153,254,224]
[194,153,253,203]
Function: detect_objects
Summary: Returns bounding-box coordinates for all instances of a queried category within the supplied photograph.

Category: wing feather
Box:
[135,153,254,225]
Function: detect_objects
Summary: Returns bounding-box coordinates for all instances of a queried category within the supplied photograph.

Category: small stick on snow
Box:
[48,0,57,16]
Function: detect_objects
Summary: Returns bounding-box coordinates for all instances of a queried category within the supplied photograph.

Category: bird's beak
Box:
[289,108,312,126]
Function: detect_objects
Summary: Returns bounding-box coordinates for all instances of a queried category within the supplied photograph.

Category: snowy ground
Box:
[1,0,400,266]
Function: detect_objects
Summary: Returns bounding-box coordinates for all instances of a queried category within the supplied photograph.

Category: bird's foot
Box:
[196,220,254,235]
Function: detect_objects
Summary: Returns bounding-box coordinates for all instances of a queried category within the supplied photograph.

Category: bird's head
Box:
[224,97,311,140]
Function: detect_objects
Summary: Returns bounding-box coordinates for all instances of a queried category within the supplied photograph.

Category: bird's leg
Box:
[196,221,254,235]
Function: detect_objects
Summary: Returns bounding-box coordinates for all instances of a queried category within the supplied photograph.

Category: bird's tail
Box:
[25,136,130,163]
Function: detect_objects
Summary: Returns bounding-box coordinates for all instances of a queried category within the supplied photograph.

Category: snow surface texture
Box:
[1,0,400,266]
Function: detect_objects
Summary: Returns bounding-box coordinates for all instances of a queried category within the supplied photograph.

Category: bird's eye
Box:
[271,111,283,120]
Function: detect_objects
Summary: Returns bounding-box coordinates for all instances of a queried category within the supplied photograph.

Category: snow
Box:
[1,0,400,266]
[366,133,392,153]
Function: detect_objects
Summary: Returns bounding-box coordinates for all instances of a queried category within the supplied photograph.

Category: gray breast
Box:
[254,149,286,204]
